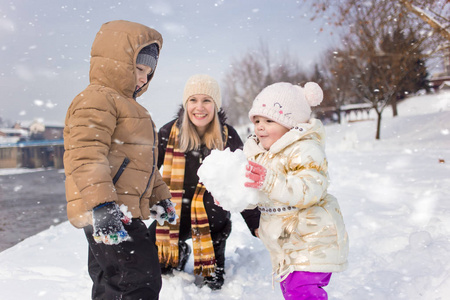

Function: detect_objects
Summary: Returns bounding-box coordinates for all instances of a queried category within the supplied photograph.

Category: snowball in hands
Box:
[197,148,260,213]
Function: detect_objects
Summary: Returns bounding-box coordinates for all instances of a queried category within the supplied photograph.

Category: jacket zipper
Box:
[112,157,130,185]
[139,121,157,201]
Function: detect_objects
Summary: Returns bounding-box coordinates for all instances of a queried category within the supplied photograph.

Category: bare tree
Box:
[222,42,309,126]
[398,0,450,41]
[303,0,449,40]
[222,50,268,126]
[318,48,357,124]
[301,0,438,139]
[314,1,431,138]
[303,0,448,69]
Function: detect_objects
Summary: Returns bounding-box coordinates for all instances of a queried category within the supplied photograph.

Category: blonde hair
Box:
[178,106,224,152]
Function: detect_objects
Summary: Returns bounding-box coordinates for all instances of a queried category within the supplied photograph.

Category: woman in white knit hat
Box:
[243,82,349,299]
[149,74,260,290]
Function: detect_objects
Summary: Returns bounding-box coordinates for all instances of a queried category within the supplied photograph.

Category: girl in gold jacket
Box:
[244,82,349,300]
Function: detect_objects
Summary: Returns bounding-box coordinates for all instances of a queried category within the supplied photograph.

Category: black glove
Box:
[92,202,132,245]
[150,199,178,226]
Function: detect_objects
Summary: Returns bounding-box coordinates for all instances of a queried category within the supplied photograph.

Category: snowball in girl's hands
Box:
[197,148,260,213]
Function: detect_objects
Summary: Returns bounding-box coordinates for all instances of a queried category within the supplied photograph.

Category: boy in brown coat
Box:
[64,20,176,299]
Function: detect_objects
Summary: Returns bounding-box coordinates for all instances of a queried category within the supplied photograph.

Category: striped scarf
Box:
[156,121,216,277]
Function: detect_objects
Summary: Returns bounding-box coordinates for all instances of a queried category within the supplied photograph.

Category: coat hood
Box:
[89,20,163,99]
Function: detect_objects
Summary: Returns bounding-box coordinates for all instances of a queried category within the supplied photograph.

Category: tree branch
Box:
[398,0,450,41]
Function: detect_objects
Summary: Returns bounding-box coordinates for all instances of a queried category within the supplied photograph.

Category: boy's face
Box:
[135,64,153,91]
[253,116,289,150]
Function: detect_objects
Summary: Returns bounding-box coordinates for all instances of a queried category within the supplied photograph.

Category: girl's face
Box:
[135,64,152,91]
[186,94,215,136]
[253,116,289,150]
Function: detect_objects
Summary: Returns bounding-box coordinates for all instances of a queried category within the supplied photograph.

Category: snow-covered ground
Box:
[0,91,449,300]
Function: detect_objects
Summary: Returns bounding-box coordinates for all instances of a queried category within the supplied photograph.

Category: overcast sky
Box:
[0,0,338,128]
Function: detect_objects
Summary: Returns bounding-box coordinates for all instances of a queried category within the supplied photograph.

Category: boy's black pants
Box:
[84,219,161,300]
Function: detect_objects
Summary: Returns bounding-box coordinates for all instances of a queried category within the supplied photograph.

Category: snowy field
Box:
[0,91,449,299]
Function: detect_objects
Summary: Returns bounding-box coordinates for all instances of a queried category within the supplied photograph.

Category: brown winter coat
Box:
[63,20,171,228]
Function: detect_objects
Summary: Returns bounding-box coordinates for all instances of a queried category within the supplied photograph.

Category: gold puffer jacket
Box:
[63,20,171,228]
[244,118,349,281]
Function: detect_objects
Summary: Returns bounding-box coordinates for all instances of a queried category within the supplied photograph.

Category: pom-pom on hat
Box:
[248,82,323,128]
[136,43,159,73]
[182,74,222,109]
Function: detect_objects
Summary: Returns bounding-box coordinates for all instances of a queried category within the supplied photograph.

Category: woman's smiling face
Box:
[186,94,215,136]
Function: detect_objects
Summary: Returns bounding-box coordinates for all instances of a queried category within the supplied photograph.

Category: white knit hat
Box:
[248,82,323,128]
[182,74,221,109]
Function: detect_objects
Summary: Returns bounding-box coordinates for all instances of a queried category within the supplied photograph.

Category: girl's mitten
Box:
[245,161,267,189]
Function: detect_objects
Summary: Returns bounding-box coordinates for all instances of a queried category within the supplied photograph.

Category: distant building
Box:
[429,43,450,91]
[0,120,64,169]
[439,81,450,91]
[313,103,374,125]
[429,74,450,91]
[14,120,64,141]
[0,128,29,144]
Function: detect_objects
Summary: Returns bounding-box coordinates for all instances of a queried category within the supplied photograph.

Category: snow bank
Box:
[1,91,449,299]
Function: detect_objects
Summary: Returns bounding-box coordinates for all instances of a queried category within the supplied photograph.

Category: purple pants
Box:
[280,271,332,300]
